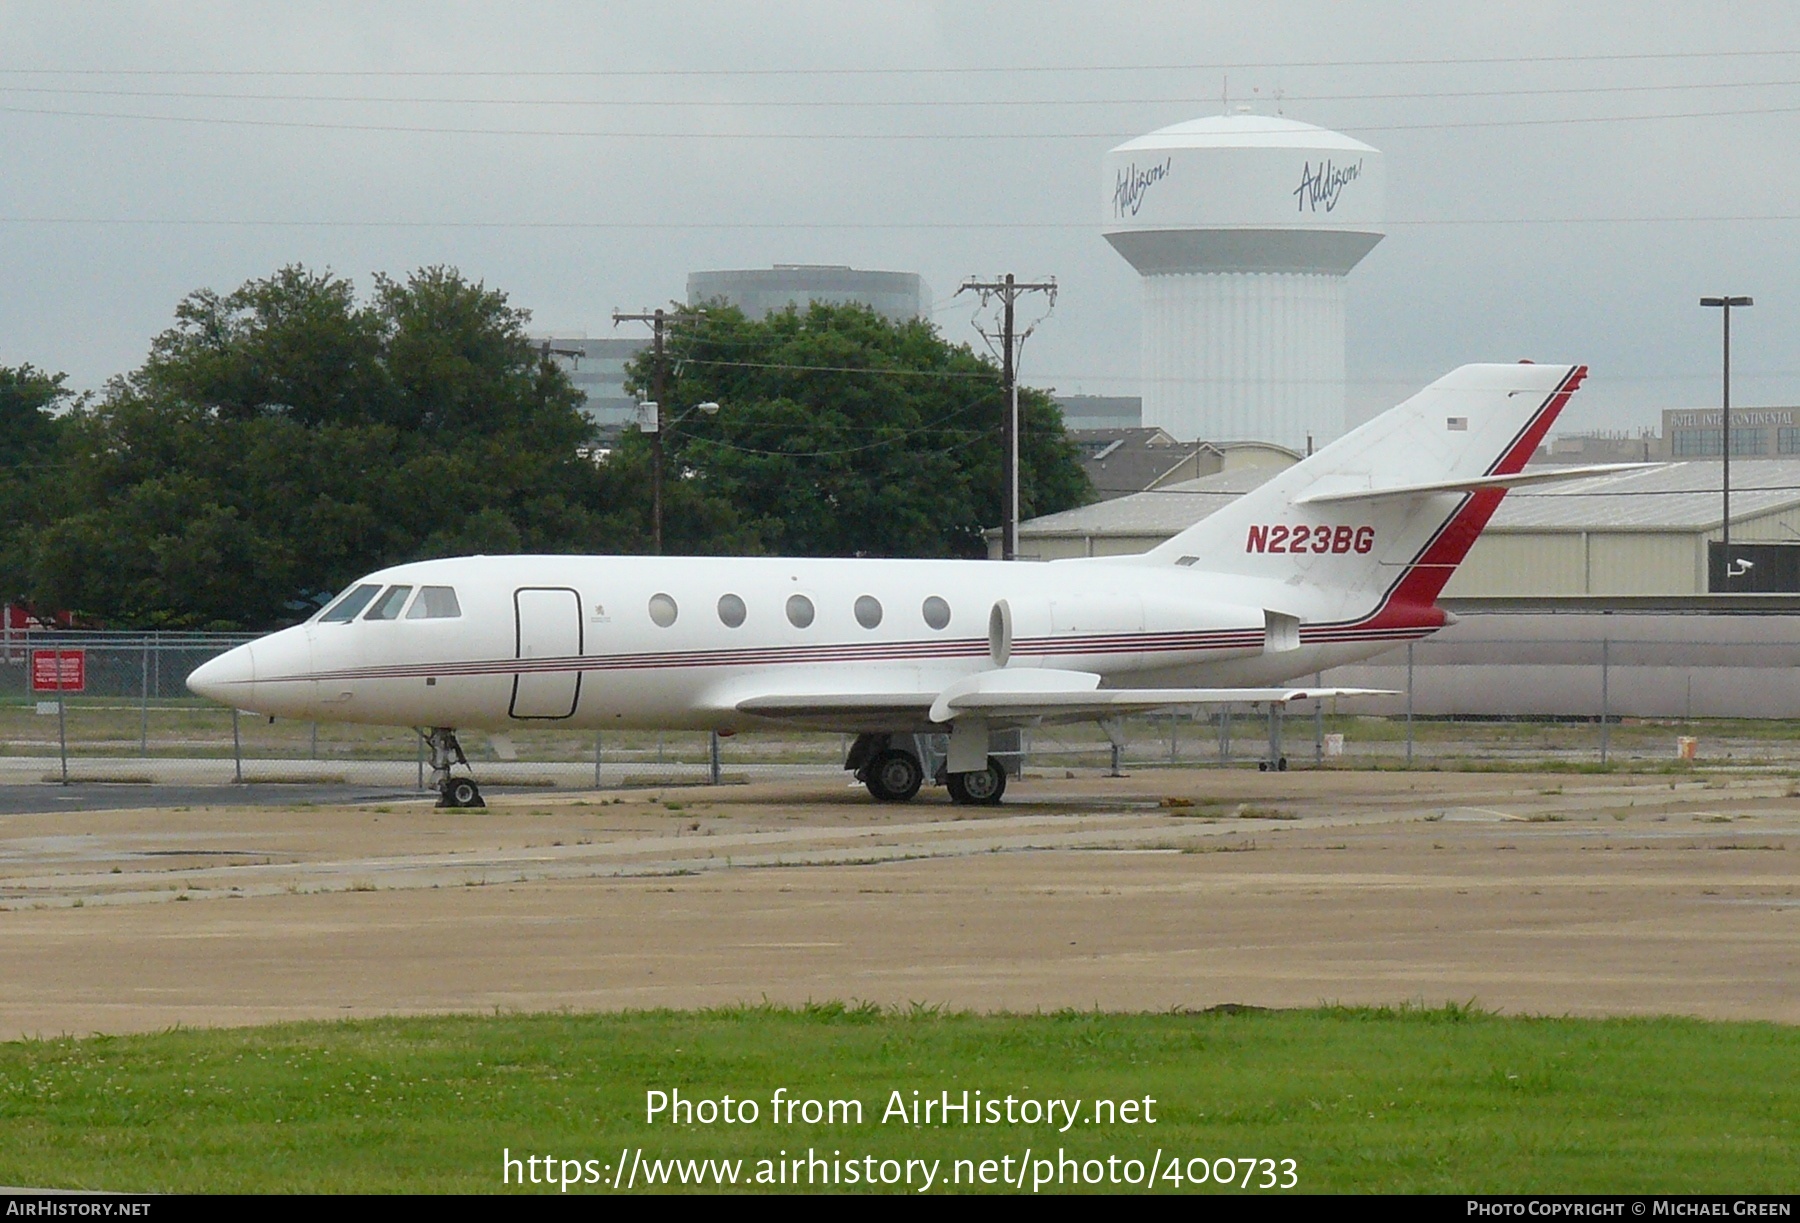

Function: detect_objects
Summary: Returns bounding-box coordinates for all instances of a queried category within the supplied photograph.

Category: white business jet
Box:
[190,362,1609,808]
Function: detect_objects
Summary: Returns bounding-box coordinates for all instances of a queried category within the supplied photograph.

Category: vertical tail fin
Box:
[1145,363,1586,624]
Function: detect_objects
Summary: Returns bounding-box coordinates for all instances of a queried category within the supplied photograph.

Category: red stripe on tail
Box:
[1357,364,1587,631]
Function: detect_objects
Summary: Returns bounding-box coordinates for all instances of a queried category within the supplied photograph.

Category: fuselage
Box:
[187,552,1439,734]
[185,361,1589,809]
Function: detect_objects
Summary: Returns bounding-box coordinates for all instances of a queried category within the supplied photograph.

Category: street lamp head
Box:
[1700,296,1753,308]
[697,401,721,416]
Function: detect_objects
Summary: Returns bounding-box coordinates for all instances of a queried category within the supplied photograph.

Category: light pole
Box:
[1700,295,1752,589]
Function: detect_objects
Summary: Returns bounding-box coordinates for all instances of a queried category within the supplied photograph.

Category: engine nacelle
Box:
[990,594,1286,672]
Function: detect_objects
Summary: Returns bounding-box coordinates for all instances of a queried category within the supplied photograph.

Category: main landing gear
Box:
[423,727,485,808]
[864,748,924,803]
[945,757,1006,806]
[847,734,1005,806]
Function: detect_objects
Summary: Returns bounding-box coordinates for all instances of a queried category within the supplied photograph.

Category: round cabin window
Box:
[785,594,815,629]
[854,595,883,629]
[648,593,678,627]
[717,593,747,628]
[922,596,951,630]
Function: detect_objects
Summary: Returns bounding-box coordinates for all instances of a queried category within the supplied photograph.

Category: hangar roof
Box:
[1070,428,1216,501]
[1487,461,1800,531]
[1016,467,1275,537]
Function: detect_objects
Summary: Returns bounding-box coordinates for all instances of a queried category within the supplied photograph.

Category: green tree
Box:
[138,266,389,428]
[24,266,634,630]
[0,365,75,605]
[0,364,71,465]
[377,267,584,443]
[622,302,1090,558]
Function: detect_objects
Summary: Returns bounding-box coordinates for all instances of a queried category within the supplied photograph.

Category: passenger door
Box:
[510,587,583,719]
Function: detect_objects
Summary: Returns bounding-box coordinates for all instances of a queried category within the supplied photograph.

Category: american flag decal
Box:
[1446,417,1468,431]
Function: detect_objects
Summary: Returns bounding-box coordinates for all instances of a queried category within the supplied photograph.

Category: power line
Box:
[11,76,1800,108]
[9,214,1800,230]
[0,215,1065,229]
[691,424,1004,459]
[10,98,1800,138]
[1360,104,1800,132]
[1035,370,1800,389]
[3,50,1800,79]
[680,358,996,380]
[681,401,1006,458]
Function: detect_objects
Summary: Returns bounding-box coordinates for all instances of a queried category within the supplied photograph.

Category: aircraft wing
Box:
[733,669,1393,730]
[933,686,1394,719]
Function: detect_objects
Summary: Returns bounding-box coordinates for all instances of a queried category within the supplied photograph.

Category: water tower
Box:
[1102,114,1384,449]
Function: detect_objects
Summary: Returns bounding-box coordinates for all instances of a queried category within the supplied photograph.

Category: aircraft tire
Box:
[448,778,485,808]
[946,757,1006,806]
[865,749,923,802]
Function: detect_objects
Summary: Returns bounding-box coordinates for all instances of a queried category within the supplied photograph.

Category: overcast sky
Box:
[4,2,1800,434]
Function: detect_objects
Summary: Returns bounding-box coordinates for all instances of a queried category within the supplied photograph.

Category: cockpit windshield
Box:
[363,585,414,621]
[316,583,382,623]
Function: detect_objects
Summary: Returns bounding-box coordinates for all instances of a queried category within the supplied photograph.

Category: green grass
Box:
[0,1005,1792,1194]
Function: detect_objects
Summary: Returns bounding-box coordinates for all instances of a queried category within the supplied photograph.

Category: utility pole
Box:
[535,338,584,366]
[1701,295,1753,589]
[959,274,1056,560]
[612,308,671,554]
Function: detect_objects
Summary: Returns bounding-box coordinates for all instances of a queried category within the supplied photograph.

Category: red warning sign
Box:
[31,649,85,693]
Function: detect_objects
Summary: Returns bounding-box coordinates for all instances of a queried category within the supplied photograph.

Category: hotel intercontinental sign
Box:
[1666,409,1796,429]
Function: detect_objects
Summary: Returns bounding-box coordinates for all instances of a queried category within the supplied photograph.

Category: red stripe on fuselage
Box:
[271,626,1275,685]
[258,375,1585,691]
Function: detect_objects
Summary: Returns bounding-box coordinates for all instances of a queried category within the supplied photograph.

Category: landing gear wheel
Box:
[444,778,485,809]
[423,728,485,809]
[865,749,923,803]
[946,756,1006,806]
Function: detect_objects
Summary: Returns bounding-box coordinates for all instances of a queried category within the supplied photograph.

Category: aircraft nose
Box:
[187,643,256,705]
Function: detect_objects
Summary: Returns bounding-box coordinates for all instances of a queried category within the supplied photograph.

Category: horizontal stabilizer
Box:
[1294,462,1654,506]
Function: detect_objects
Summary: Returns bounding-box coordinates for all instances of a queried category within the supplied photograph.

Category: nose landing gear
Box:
[422,727,485,808]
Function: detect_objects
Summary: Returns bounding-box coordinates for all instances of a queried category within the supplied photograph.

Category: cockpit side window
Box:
[363,585,414,621]
[405,586,462,620]
[317,583,382,623]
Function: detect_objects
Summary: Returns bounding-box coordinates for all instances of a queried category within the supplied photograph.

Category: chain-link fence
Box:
[0,630,857,789]
[1017,705,1777,774]
[2,619,1795,790]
